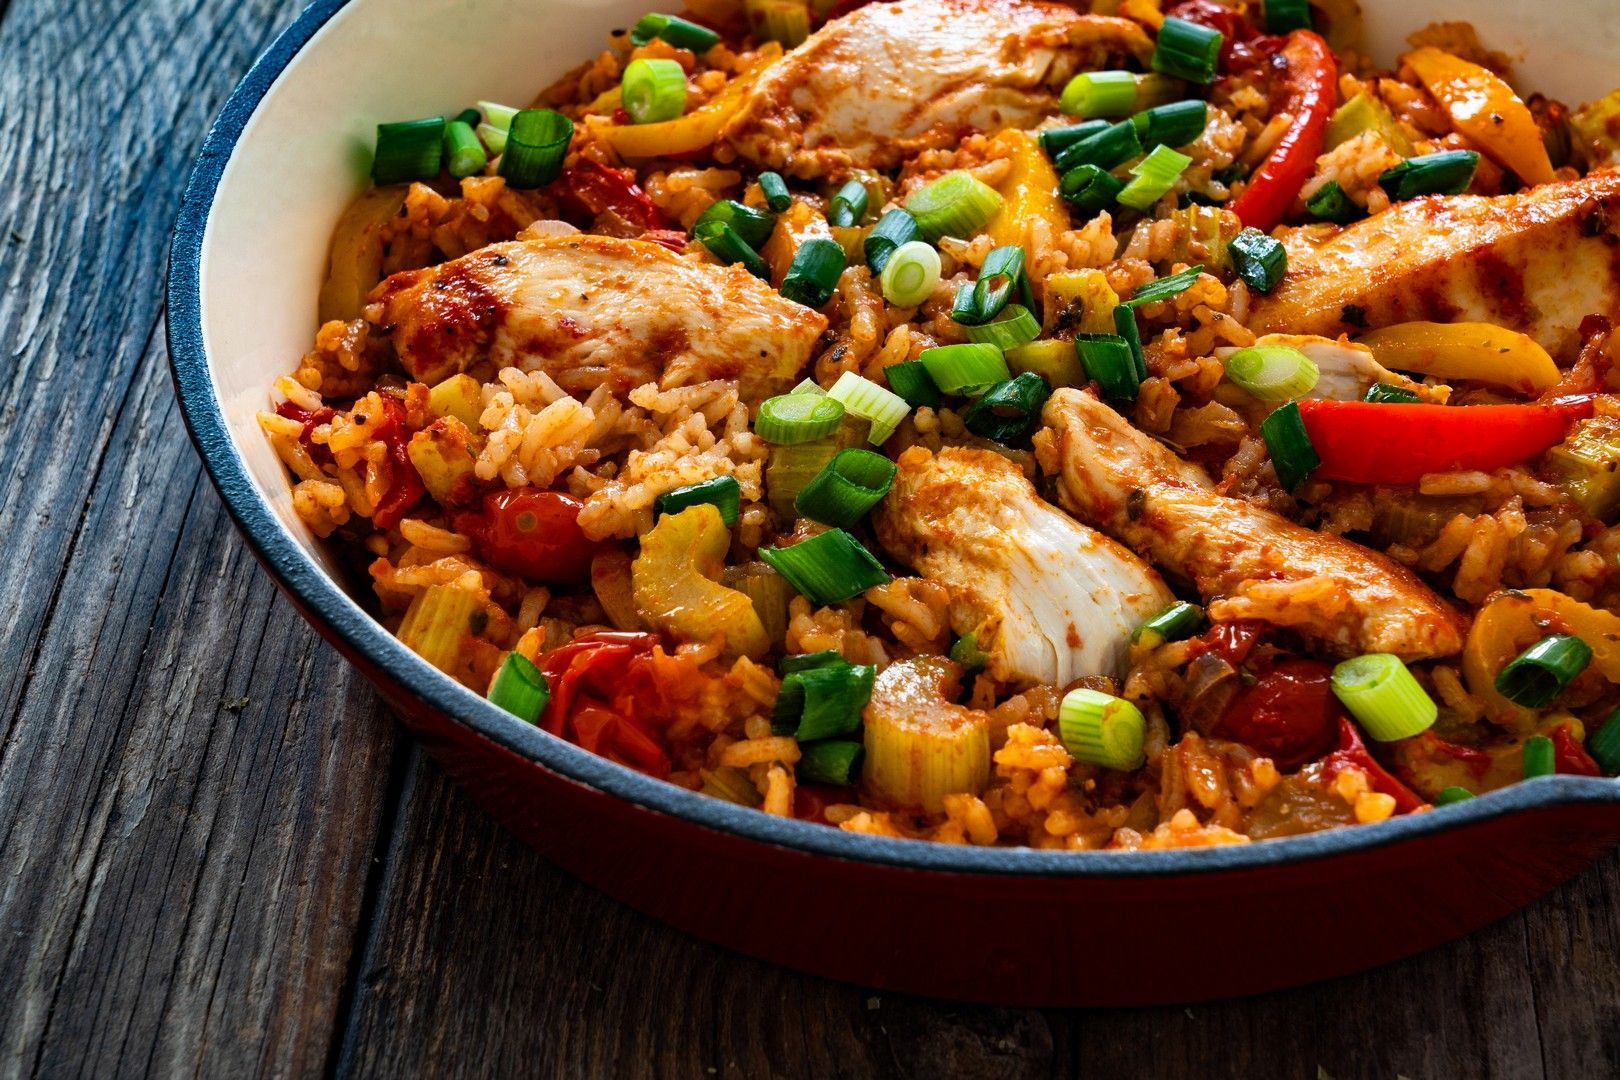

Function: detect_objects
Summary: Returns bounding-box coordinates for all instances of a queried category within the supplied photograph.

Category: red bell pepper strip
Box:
[1296,397,1595,485]
[1552,724,1602,776]
[1320,717,1426,814]
[1227,30,1337,232]
[369,395,425,530]
[274,401,336,465]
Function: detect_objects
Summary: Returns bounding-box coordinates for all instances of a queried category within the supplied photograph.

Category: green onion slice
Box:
[1364,382,1420,404]
[1117,144,1193,212]
[827,179,869,228]
[1113,304,1148,381]
[781,237,847,308]
[372,117,445,185]
[1132,99,1208,150]
[452,107,482,128]
[796,740,865,786]
[1589,709,1620,776]
[694,199,776,250]
[1330,654,1438,742]
[1306,180,1361,224]
[759,529,892,607]
[629,12,722,51]
[826,370,910,444]
[905,171,1003,242]
[1379,150,1480,200]
[949,633,990,677]
[919,343,1010,396]
[1152,15,1223,85]
[478,100,518,131]
[865,208,922,274]
[1435,785,1475,805]
[1052,119,1142,174]
[477,122,509,156]
[655,475,741,526]
[756,392,846,444]
[1228,227,1287,293]
[1494,633,1593,708]
[884,360,943,408]
[878,239,941,307]
[963,372,1051,443]
[963,304,1041,350]
[489,651,550,723]
[1523,734,1556,778]
[695,219,770,279]
[772,663,876,741]
[1125,264,1204,307]
[444,120,488,179]
[1040,119,1109,158]
[1061,164,1126,213]
[795,448,898,528]
[779,649,848,675]
[758,171,793,212]
[1061,70,1138,118]
[1262,0,1312,33]
[1260,400,1319,491]
[952,244,1028,326]
[1225,344,1318,401]
[499,108,573,188]
[1077,334,1140,402]
[621,58,688,124]
[1132,601,1205,649]
[1059,689,1148,770]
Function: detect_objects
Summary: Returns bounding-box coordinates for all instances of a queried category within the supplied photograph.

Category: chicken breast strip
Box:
[874,446,1172,686]
[368,235,828,400]
[1041,391,1466,660]
[723,0,1151,176]
[1250,172,1620,358]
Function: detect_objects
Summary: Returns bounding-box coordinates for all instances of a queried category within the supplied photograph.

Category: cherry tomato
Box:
[1552,724,1602,776]
[1165,0,1281,72]
[1187,620,1267,666]
[1213,658,1343,770]
[455,490,598,584]
[794,783,855,825]
[555,158,669,231]
[368,395,425,530]
[1320,717,1426,814]
[538,632,671,776]
[273,401,336,465]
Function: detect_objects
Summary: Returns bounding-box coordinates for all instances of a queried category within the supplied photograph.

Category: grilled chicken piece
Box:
[723,0,1151,176]
[369,235,827,400]
[1041,390,1466,660]
[1250,172,1620,359]
[874,446,1172,686]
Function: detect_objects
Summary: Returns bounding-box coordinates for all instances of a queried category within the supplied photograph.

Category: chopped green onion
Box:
[1435,786,1475,805]
[781,237,846,308]
[1132,601,1205,649]
[372,117,445,185]
[1058,689,1147,770]
[780,649,847,675]
[1007,339,1085,388]
[1077,334,1140,402]
[1117,144,1193,212]
[655,475,741,526]
[451,107,482,128]
[694,199,776,250]
[1113,304,1148,381]
[1494,633,1592,708]
[1225,344,1318,400]
[499,109,573,188]
[759,528,891,607]
[878,239,941,306]
[1061,71,1138,118]
[772,663,876,740]
[826,370,910,443]
[489,651,550,723]
[629,12,722,52]
[952,245,1027,326]
[1132,100,1208,150]
[443,119,488,179]
[1306,180,1361,224]
[695,219,771,279]
[865,209,922,274]
[950,633,989,677]
[905,171,1003,242]
[477,122,509,155]
[1523,734,1556,778]
[1228,228,1287,293]
[1152,15,1223,85]
[1379,150,1480,200]
[621,58,688,124]
[746,0,811,46]
[884,360,943,408]
[795,448,897,527]
[964,304,1041,349]
[1060,164,1126,213]
[827,179,869,228]
[1364,382,1420,404]
[963,372,1051,443]
[919,343,1010,396]
[756,392,846,444]
[768,440,840,519]
[791,378,826,396]
[1052,119,1142,174]
[797,740,865,785]
[1588,709,1620,776]
[1329,654,1438,742]
[758,171,793,212]
[1125,264,1204,307]
[1262,0,1312,33]
[1040,119,1109,158]
[1260,400,1319,491]
[478,101,518,131]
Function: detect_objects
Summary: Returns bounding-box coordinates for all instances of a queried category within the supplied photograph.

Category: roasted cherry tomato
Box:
[455,490,598,584]
[369,395,425,530]
[1552,724,1602,776]
[555,158,669,231]
[1320,717,1426,814]
[1186,620,1267,666]
[539,631,671,776]
[1213,658,1343,770]
[1165,0,1280,72]
[274,401,337,465]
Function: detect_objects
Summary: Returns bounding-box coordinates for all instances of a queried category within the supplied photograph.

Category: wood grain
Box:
[0,0,1617,1076]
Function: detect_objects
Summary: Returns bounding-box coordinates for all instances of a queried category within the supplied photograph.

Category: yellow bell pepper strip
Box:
[591,42,781,159]
[318,184,408,323]
[1356,321,1561,394]
[631,503,771,659]
[1570,88,1620,168]
[985,129,1066,252]
[1403,47,1556,186]
[1463,588,1620,724]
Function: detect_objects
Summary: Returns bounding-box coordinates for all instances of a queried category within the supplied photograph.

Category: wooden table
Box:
[5,0,1620,1074]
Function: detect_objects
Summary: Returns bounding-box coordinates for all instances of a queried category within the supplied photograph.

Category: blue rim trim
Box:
[166,0,1620,880]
